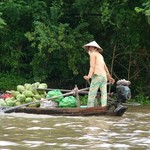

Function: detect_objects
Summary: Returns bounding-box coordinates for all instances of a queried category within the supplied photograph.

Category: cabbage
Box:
[15,101,22,106]
[17,85,25,93]
[24,83,32,90]
[4,82,48,107]
[32,82,40,88]
[5,98,15,106]
[16,94,26,102]
[40,93,47,98]
[23,90,34,97]
[38,83,48,89]
[34,94,41,100]
[0,99,7,106]
[12,91,20,98]
[29,84,38,94]
[25,97,33,103]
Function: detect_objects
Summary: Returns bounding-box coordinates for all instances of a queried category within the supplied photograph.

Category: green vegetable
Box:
[24,83,32,90]
[23,90,34,97]
[32,82,40,88]
[59,96,77,108]
[12,91,20,98]
[3,82,48,107]
[16,94,26,102]
[38,83,48,89]
[17,85,25,93]
[5,98,15,106]
[25,97,33,103]
[0,99,7,106]
[31,87,38,95]
[37,83,47,94]
[46,90,63,102]
[15,101,22,106]
[34,94,41,100]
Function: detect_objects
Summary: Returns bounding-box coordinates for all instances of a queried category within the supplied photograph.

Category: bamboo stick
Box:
[37,88,72,92]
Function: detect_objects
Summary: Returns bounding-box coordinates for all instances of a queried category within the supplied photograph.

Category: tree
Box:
[0,0,149,98]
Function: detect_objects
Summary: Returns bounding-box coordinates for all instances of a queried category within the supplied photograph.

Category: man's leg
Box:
[87,75,103,107]
[99,76,107,106]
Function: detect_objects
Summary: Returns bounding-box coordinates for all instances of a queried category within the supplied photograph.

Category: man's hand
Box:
[108,77,115,84]
[107,73,115,84]
[83,75,90,80]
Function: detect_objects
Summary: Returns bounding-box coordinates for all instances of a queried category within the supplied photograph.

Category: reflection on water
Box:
[0,106,150,150]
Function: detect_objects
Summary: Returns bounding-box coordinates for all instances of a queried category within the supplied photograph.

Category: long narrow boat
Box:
[1,79,131,117]
[2,103,127,117]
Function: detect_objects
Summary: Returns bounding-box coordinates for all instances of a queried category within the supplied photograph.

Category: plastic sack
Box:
[40,100,58,108]
[46,90,63,102]
[59,96,77,108]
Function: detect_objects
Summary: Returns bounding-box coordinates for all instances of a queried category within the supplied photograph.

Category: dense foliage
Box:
[0,0,150,102]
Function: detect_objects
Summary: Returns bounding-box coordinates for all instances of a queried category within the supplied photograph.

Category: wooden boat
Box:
[2,104,127,117]
[1,79,131,117]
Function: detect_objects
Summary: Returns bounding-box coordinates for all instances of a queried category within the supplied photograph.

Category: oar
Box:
[1,87,89,113]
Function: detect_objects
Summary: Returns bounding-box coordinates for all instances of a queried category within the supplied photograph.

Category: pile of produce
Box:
[0,82,78,108]
[0,82,47,107]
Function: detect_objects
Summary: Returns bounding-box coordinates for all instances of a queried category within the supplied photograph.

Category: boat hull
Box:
[3,105,127,116]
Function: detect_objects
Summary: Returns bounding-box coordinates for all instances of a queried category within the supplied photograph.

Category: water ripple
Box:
[0,141,18,146]
[0,106,150,149]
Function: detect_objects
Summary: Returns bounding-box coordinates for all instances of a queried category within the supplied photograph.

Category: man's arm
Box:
[104,63,115,84]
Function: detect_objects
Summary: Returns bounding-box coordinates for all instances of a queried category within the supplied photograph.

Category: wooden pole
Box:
[37,88,72,92]
[75,85,80,107]
[108,45,116,93]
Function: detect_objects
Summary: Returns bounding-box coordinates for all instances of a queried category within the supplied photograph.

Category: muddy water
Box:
[0,106,150,150]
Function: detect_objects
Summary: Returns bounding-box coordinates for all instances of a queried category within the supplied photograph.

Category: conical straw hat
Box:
[83,41,103,52]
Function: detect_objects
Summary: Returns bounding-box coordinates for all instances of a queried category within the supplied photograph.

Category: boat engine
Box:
[107,79,131,116]
[116,79,131,103]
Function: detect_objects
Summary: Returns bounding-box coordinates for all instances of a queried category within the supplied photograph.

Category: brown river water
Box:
[0,106,150,150]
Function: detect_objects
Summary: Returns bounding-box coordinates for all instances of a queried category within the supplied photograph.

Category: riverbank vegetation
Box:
[0,0,150,104]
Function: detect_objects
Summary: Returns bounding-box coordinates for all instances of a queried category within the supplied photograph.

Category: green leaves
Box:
[0,12,6,29]
[99,1,112,25]
[135,1,150,25]
[25,18,91,80]
[0,0,149,99]
[50,0,63,24]
[134,7,144,13]
[25,21,69,53]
